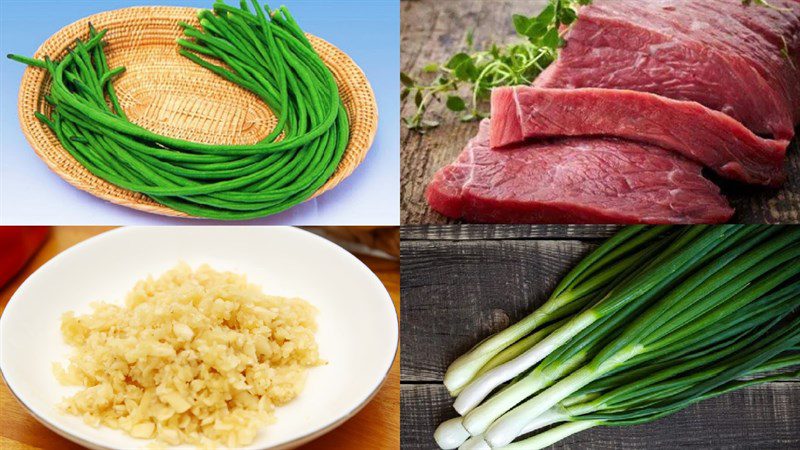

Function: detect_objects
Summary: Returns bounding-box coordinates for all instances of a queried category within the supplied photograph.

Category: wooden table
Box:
[0,227,399,450]
[400,0,800,224]
[400,225,800,449]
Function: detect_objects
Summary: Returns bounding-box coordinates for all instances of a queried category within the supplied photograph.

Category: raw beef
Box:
[582,0,800,121]
[490,86,789,186]
[426,120,733,224]
[535,0,800,139]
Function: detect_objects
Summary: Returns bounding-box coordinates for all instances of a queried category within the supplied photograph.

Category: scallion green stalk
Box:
[443,226,671,395]
[484,230,800,447]
[454,226,742,415]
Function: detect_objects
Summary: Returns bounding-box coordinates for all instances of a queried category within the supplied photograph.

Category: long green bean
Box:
[8,0,349,220]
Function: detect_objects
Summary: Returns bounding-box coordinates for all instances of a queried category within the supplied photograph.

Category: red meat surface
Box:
[490,86,789,186]
[426,120,733,224]
[535,0,800,139]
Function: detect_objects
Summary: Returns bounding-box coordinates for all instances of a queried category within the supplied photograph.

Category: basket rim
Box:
[17,5,379,219]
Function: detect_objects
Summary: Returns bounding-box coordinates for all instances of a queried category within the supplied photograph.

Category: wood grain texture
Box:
[400,0,800,225]
[400,225,800,449]
[401,225,621,241]
[0,227,399,450]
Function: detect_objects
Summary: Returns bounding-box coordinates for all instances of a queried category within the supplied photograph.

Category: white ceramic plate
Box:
[0,227,398,450]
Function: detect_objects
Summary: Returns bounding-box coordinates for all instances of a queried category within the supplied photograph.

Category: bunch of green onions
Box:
[8,0,348,220]
[434,225,800,449]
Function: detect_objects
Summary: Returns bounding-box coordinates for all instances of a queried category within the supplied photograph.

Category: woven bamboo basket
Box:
[17,6,379,218]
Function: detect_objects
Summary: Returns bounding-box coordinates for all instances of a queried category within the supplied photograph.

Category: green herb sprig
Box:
[401,0,591,131]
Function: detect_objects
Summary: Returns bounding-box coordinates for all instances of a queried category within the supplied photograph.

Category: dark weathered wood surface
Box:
[400,0,800,225]
[400,225,800,449]
[401,224,621,241]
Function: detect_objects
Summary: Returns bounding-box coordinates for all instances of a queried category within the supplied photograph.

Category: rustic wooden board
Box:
[400,225,800,449]
[0,227,400,450]
[400,0,800,225]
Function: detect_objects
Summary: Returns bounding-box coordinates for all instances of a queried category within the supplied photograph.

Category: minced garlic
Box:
[54,263,321,448]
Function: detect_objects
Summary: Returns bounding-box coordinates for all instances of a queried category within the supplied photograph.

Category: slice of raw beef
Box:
[426,120,733,224]
[490,86,789,186]
[535,0,799,139]
[582,0,800,122]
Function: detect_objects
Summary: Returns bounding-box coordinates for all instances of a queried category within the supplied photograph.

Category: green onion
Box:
[443,226,671,396]
[453,226,744,415]
[499,326,800,450]
[434,225,800,450]
[484,228,800,447]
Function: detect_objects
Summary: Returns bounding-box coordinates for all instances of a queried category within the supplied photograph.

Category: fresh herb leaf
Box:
[541,27,561,49]
[400,72,414,87]
[446,96,467,111]
[446,53,472,70]
[512,14,533,37]
[559,7,578,25]
[453,58,478,81]
[537,4,557,26]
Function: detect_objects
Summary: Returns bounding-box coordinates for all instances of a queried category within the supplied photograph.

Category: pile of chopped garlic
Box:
[54,263,321,448]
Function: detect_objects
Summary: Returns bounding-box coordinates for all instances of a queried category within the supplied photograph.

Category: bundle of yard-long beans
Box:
[8,0,348,220]
[434,225,800,450]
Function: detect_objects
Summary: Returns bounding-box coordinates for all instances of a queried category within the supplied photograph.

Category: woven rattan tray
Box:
[17,6,378,218]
